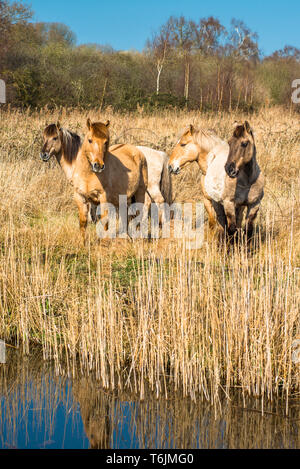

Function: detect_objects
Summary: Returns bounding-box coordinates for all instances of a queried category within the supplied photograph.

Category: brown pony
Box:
[168,125,229,229]
[72,119,148,242]
[223,121,264,236]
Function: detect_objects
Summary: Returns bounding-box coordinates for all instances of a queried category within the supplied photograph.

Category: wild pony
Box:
[40,122,81,181]
[71,119,148,242]
[168,125,229,229]
[40,124,173,226]
[223,121,264,236]
[40,122,99,222]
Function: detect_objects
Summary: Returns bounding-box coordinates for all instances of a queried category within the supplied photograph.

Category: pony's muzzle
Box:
[40,152,51,162]
[92,162,105,173]
[225,162,239,179]
[168,165,180,175]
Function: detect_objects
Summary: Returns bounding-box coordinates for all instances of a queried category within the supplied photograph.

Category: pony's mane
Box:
[60,128,82,163]
[195,128,223,145]
[178,126,225,151]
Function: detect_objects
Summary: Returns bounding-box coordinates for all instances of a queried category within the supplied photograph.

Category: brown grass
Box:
[0,106,299,403]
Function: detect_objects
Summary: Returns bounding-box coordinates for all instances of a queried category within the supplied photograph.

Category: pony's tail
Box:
[140,152,148,192]
[160,154,173,205]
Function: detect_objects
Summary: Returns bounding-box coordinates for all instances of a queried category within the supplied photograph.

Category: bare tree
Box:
[146,27,171,95]
[165,16,196,101]
[228,19,259,61]
[267,45,300,61]
[193,16,226,55]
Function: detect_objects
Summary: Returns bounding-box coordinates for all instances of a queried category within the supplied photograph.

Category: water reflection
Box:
[0,349,299,449]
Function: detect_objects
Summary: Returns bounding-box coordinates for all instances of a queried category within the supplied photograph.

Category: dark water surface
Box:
[0,350,299,449]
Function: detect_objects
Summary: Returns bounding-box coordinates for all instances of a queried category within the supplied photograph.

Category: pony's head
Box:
[40,122,63,161]
[168,125,199,175]
[225,121,255,178]
[84,118,110,173]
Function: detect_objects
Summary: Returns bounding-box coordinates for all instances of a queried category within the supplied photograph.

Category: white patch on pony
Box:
[92,142,100,155]
[204,143,229,203]
[171,159,181,170]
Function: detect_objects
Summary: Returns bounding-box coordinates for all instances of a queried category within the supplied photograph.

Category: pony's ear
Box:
[105,120,110,128]
[233,122,244,138]
[87,118,92,130]
[244,121,252,134]
[189,124,195,135]
[56,121,61,131]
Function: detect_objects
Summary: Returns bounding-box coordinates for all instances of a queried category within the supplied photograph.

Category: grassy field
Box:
[0,106,299,403]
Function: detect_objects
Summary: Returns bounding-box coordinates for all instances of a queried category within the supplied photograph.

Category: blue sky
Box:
[28,0,299,56]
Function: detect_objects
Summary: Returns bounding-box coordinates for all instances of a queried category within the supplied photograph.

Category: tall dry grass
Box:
[0,106,299,403]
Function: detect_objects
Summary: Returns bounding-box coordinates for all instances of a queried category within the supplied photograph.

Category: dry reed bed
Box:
[0,106,299,402]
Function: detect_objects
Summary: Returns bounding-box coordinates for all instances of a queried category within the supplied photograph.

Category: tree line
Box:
[0,0,299,111]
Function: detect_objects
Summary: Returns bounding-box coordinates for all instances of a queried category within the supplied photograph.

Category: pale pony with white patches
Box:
[168,125,228,229]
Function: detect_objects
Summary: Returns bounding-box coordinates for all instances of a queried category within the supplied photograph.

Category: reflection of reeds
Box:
[0,107,299,403]
[124,396,300,449]
[0,350,80,449]
[1,351,299,449]
[53,378,300,449]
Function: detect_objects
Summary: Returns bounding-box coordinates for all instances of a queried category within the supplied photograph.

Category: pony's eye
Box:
[88,139,93,144]
[181,143,187,147]
[241,141,249,148]
[53,137,58,141]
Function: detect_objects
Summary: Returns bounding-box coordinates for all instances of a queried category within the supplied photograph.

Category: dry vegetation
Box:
[0,106,299,404]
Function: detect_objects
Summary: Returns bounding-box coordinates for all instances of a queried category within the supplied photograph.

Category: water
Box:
[0,350,299,449]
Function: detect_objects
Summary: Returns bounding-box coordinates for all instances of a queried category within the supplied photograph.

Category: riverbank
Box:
[0,107,299,402]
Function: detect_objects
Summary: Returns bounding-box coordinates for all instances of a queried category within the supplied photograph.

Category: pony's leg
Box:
[245,203,260,237]
[203,197,217,228]
[99,193,109,233]
[74,192,89,244]
[134,188,151,237]
[136,190,151,216]
[200,175,216,228]
[211,201,226,234]
[223,199,237,235]
[148,186,165,224]
[236,206,245,229]
[88,202,98,224]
